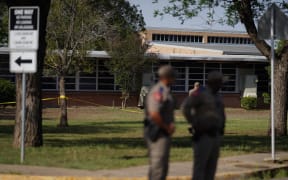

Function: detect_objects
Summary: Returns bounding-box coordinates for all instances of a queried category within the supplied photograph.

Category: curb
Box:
[1,165,288,180]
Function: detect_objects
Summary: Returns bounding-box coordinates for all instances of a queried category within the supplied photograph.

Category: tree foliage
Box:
[46,0,102,74]
[0,2,8,45]
[105,33,151,108]
[46,0,105,127]
[0,78,15,105]
[89,0,149,108]
[153,0,287,26]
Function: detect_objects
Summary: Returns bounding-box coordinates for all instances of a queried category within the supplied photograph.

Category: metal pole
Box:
[270,6,275,161]
[21,73,26,163]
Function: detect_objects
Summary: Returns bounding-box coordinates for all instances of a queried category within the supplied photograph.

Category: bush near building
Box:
[262,92,270,104]
[0,78,15,105]
[241,97,257,110]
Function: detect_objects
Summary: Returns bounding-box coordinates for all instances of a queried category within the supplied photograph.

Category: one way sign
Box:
[10,52,37,73]
[9,6,39,74]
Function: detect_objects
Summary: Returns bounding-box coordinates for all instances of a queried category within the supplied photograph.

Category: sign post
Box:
[21,73,26,163]
[270,6,275,161]
[9,6,39,163]
[258,3,288,161]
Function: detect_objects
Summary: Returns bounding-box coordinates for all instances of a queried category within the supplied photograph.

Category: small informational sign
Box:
[9,7,39,50]
[10,51,37,73]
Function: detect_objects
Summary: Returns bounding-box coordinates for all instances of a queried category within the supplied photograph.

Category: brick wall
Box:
[43,91,242,108]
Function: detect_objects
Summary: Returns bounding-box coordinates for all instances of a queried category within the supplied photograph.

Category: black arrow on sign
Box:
[15,57,32,66]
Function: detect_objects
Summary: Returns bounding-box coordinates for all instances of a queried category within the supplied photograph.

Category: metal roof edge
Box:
[146,26,248,35]
[155,53,268,62]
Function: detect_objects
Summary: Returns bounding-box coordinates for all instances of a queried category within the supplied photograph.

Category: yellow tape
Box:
[42,98,58,101]
[0,101,16,105]
[0,97,58,105]
[0,96,148,115]
[59,95,67,99]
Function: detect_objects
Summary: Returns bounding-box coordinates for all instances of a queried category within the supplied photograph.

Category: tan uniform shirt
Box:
[146,81,175,125]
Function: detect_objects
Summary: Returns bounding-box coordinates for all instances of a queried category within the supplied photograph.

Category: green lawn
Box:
[0,107,287,170]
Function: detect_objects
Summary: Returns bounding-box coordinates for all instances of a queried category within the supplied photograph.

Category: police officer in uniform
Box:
[144,65,176,180]
[182,71,226,180]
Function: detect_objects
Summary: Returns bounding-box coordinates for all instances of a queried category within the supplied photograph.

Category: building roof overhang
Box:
[157,53,268,63]
[0,47,267,63]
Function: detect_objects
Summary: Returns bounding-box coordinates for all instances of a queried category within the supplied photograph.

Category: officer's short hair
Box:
[207,71,223,84]
[158,65,176,79]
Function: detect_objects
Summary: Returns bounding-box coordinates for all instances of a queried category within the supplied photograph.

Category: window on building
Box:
[204,63,237,92]
[221,64,237,92]
[161,34,165,41]
[169,35,173,41]
[188,62,204,89]
[151,33,203,43]
[79,71,97,90]
[41,59,118,92]
[42,76,57,90]
[98,60,115,91]
[186,35,190,42]
[208,36,253,45]
[165,35,169,41]
[173,35,177,42]
[254,64,269,94]
[171,63,186,92]
[0,54,15,83]
[64,76,76,90]
[152,62,237,93]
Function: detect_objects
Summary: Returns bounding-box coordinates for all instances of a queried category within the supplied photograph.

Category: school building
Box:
[0,27,269,108]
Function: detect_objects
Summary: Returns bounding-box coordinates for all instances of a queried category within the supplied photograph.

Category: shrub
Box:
[241,97,257,110]
[262,92,270,104]
[0,78,15,105]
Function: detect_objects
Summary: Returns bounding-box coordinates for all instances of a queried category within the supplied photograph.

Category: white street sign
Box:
[10,51,37,73]
[9,7,39,50]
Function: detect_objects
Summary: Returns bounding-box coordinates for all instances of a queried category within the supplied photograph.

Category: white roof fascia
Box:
[150,42,224,54]
[156,53,268,62]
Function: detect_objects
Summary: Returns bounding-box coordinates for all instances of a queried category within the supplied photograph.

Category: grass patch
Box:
[243,168,288,180]
[0,107,287,170]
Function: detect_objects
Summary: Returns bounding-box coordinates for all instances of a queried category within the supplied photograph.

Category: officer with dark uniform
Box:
[182,71,226,180]
[144,65,176,180]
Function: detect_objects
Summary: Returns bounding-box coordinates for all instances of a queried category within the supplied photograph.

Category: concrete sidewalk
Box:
[1,152,288,180]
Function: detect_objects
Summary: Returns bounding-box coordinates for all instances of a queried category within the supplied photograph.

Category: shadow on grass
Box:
[0,124,14,134]
[44,134,288,153]
[43,121,140,134]
[45,137,147,148]
[2,119,288,154]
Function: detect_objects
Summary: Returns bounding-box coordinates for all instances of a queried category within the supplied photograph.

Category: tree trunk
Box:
[273,57,288,136]
[58,75,68,127]
[8,0,51,147]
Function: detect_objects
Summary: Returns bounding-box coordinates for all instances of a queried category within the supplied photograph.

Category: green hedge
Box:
[241,97,257,110]
[262,92,270,104]
[0,78,15,105]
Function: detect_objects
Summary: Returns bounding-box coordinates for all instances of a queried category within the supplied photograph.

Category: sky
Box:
[129,0,246,32]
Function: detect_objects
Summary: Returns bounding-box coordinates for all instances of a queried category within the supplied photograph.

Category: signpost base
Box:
[264,157,282,164]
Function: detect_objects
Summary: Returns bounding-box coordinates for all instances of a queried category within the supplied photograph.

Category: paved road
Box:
[1,152,288,179]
